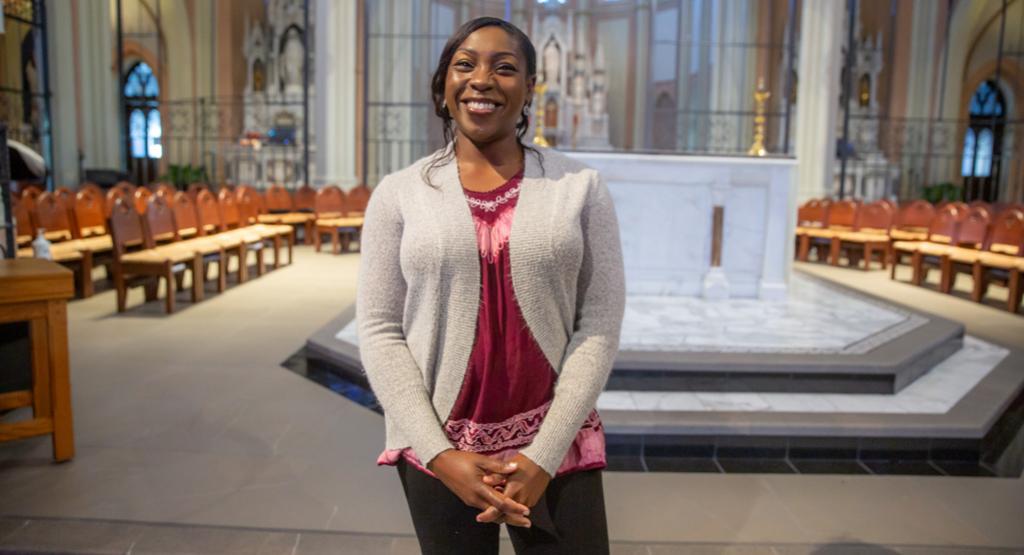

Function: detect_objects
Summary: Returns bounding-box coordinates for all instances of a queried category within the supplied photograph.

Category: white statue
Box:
[281,33,304,93]
[543,38,560,86]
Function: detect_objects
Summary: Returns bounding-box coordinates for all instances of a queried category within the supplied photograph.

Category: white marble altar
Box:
[566,151,797,299]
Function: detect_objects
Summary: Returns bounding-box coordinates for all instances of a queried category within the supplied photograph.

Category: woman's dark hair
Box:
[422,16,543,186]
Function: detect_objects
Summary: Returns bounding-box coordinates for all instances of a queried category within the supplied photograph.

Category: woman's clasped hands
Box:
[426,450,552,528]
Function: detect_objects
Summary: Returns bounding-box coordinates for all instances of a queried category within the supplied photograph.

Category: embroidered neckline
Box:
[465,184,521,213]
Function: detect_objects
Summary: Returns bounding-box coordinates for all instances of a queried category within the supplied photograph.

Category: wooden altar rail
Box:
[0,259,75,461]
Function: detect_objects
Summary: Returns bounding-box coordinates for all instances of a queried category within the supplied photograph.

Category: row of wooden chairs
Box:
[795,198,1024,313]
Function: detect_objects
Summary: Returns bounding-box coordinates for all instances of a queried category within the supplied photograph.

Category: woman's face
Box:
[445,26,534,146]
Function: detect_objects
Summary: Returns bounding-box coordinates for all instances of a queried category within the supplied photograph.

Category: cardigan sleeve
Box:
[519,172,626,476]
[357,178,454,466]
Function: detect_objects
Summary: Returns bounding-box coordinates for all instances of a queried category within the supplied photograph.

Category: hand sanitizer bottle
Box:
[32,229,53,261]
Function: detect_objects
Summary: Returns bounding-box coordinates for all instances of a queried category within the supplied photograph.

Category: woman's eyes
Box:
[452,60,518,73]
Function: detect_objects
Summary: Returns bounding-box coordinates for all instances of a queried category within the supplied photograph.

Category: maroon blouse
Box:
[377,171,605,476]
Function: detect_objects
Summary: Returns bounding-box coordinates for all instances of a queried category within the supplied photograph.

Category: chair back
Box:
[236,189,263,225]
[12,196,35,242]
[111,181,136,197]
[927,204,965,244]
[346,185,371,216]
[987,207,1024,256]
[106,188,132,217]
[74,189,108,237]
[294,184,316,212]
[55,186,76,208]
[187,182,211,201]
[797,199,826,228]
[955,206,992,249]
[79,182,106,215]
[133,188,153,214]
[826,199,859,229]
[108,198,149,257]
[18,185,43,203]
[895,200,935,231]
[171,192,202,237]
[315,186,346,218]
[266,184,295,212]
[151,182,176,198]
[854,200,894,233]
[217,189,244,229]
[194,190,224,234]
[34,192,75,241]
[144,195,180,244]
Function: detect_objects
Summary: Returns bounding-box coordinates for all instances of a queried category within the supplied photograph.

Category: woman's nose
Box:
[469,68,494,89]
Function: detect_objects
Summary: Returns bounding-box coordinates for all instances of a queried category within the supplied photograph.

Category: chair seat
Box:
[16,234,31,246]
[257,214,283,224]
[915,242,956,256]
[890,229,929,241]
[891,241,923,252]
[18,246,84,262]
[837,231,889,243]
[166,238,224,256]
[122,248,194,265]
[977,252,1024,270]
[800,228,838,239]
[178,227,199,239]
[278,212,315,224]
[316,217,364,228]
[218,229,264,244]
[76,235,113,253]
[947,246,985,264]
[204,233,245,248]
[80,225,107,237]
[253,223,293,235]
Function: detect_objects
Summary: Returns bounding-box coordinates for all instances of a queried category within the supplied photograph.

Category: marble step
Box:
[608,315,964,394]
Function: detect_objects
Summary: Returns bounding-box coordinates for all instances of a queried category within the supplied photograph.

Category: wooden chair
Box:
[890,203,964,282]
[236,189,294,268]
[133,188,153,214]
[144,195,226,296]
[31,193,99,297]
[830,200,894,270]
[11,195,36,249]
[942,207,1024,312]
[108,198,202,314]
[79,182,106,216]
[111,181,136,199]
[187,182,210,202]
[73,189,109,238]
[216,189,271,273]
[314,186,365,254]
[195,190,255,282]
[18,185,43,205]
[914,205,991,290]
[105,188,132,218]
[265,184,315,244]
[171,192,235,286]
[345,184,371,217]
[294,184,316,212]
[151,182,177,198]
[797,199,858,263]
[889,200,935,242]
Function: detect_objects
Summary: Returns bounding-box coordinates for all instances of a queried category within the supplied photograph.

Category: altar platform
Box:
[303,269,1024,478]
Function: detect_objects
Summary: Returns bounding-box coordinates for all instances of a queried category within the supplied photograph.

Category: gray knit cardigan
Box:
[356,146,625,476]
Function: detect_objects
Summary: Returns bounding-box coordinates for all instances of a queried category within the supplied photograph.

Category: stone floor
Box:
[1,249,1023,553]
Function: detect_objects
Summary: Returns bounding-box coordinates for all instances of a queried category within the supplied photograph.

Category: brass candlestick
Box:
[748,77,770,157]
[532,82,551,147]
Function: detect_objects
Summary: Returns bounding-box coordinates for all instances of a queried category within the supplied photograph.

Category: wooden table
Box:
[0,258,75,461]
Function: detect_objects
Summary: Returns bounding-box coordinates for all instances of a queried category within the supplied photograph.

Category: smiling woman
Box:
[357,16,624,555]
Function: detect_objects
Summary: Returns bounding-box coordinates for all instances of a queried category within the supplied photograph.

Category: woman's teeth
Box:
[467,101,497,113]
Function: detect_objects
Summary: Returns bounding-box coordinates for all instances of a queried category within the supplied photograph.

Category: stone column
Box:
[314,0,359,189]
[45,0,79,187]
[794,0,844,201]
[631,0,651,150]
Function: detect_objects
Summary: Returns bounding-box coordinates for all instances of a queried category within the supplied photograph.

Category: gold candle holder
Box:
[748,77,770,157]
[533,82,551,148]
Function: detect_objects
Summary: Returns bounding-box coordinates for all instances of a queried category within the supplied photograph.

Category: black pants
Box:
[397,459,610,555]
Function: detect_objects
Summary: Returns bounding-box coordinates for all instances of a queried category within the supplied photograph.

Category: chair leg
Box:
[829,238,840,266]
[890,252,899,280]
[939,257,952,294]
[80,250,95,298]
[911,252,923,285]
[879,244,888,270]
[191,255,203,303]
[314,227,322,252]
[331,230,340,255]
[255,247,265,276]
[287,232,294,264]
[238,245,249,283]
[862,244,872,271]
[272,236,282,269]
[1009,269,1022,314]
[164,266,176,314]
[304,221,314,246]
[217,251,227,292]
[144,279,159,302]
[971,263,985,302]
[114,270,127,312]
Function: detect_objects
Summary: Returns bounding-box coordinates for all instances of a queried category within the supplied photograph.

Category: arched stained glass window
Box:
[129,109,146,158]
[961,80,1006,201]
[124,61,161,161]
[961,129,975,177]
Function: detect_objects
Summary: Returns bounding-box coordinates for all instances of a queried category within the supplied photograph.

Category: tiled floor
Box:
[1,249,1023,553]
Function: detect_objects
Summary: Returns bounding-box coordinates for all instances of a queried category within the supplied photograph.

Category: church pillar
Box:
[45,0,79,187]
[314,0,358,189]
[631,0,651,150]
[794,0,843,201]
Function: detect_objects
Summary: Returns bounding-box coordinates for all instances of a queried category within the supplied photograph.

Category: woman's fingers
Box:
[475,505,503,523]
[482,473,507,486]
[476,484,530,516]
[478,458,518,476]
